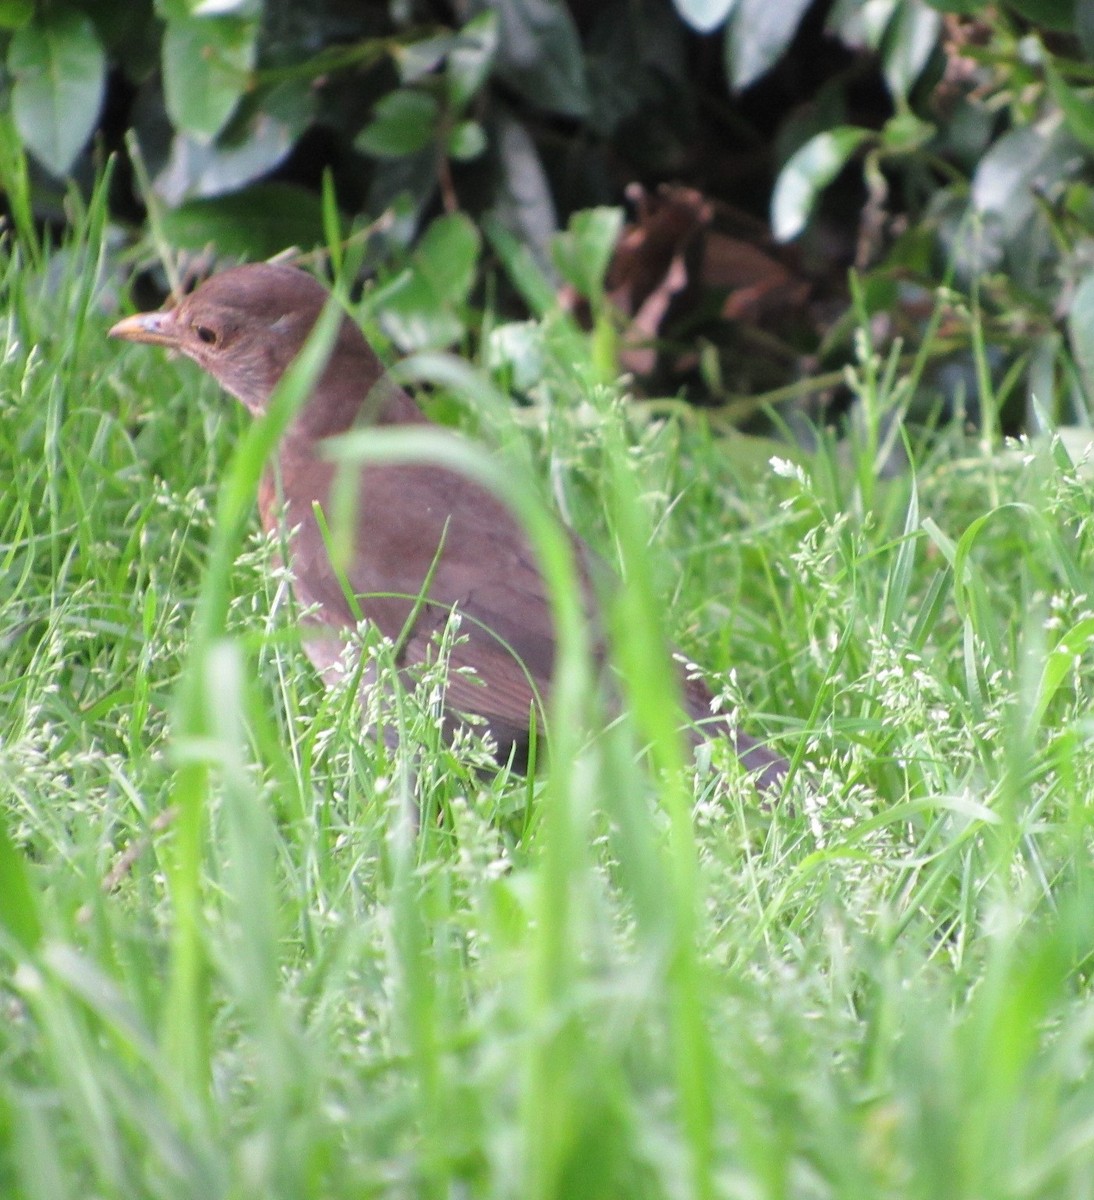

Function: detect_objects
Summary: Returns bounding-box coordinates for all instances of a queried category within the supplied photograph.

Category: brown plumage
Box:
[110,262,789,791]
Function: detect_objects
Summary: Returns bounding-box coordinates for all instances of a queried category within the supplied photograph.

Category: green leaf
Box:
[447,119,488,161]
[970,126,1053,236]
[1031,615,1094,731]
[486,321,548,391]
[0,814,41,953]
[492,116,558,271]
[8,8,105,177]
[880,109,935,152]
[155,82,313,203]
[159,182,331,258]
[920,0,981,9]
[414,211,481,304]
[0,111,37,255]
[1045,57,1094,151]
[483,212,558,316]
[0,0,32,30]
[1068,273,1094,404]
[193,0,262,11]
[393,32,456,83]
[375,272,466,351]
[447,11,499,109]
[771,126,870,241]
[374,212,481,350]
[882,0,942,101]
[1002,0,1076,33]
[155,0,261,16]
[672,0,739,34]
[162,13,257,141]
[1080,0,1094,56]
[366,150,439,223]
[551,207,624,302]
[492,0,589,118]
[356,89,439,158]
[724,0,813,91]
[828,0,899,49]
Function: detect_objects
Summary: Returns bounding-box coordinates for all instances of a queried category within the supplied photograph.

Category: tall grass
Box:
[2,184,1094,1199]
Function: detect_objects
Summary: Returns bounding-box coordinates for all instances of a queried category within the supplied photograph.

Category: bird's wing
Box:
[280,458,580,748]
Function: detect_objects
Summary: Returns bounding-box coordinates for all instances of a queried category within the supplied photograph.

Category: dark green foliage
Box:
[2,2,1094,440]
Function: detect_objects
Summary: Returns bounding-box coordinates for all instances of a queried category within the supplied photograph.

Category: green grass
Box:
[3,204,1094,1200]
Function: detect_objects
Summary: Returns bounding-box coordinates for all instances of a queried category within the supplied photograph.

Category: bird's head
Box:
[109,262,369,421]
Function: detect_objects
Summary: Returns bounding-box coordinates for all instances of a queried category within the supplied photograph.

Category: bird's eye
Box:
[195,325,218,346]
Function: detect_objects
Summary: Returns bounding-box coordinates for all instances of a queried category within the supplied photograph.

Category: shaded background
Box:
[4,0,1094,433]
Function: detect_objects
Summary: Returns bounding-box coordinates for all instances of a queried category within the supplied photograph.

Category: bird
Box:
[109,262,790,791]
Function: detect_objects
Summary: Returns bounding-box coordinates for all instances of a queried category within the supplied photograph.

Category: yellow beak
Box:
[108,309,181,347]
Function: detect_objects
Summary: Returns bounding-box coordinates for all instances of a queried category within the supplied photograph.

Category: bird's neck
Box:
[292,371,427,441]
[287,327,429,441]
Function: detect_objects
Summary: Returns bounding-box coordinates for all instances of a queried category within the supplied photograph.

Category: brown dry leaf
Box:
[605,183,711,374]
[704,232,811,322]
[560,182,817,385]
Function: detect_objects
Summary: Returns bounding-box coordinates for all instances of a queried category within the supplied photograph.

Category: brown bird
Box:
[109,262,790,791]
